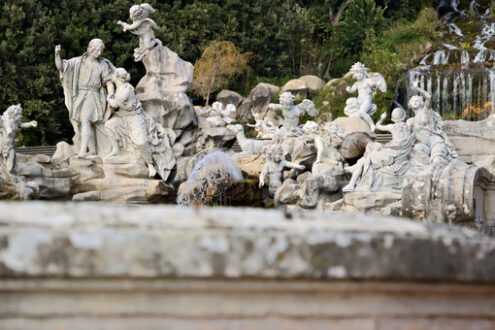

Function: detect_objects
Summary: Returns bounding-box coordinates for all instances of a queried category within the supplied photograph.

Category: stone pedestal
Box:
[69,156,174,203]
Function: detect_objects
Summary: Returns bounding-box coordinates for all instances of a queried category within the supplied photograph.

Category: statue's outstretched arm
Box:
[414,84,432,112]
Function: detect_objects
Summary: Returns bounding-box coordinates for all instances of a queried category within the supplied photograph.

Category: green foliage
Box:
[334,0,387,62]
[0,0,447,145]
[361,7,441,116]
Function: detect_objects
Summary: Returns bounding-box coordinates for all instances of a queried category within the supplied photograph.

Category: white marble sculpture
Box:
[118,4,159,62]
[247,113,278,139]
[200,102,236,127]
[342,107,414,192]
[0,104,37,173]
[302,121,344,176]
[119,3,197,155]
[259,144,305,196]
[55,39,115,157]
[407,82,458,167]
[345,62,387,132]
[268,92,318,131]
[104,68,175,181]
[227,124,268,156]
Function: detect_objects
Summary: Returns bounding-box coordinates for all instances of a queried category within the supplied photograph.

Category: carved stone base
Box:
[70,155,174,203]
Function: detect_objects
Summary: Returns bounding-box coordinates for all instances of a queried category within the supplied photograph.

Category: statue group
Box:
[2,3,494,228]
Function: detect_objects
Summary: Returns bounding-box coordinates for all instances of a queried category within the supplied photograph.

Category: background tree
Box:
[192,41,250,107]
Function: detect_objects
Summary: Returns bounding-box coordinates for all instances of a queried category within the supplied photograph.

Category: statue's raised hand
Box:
[55,45,61,54]
[380,112,387,120]
[30,120,38,128]
[117,20,128,31]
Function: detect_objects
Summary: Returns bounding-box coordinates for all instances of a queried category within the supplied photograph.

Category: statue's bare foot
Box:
[342,184,354,192]
[147,163,157,178]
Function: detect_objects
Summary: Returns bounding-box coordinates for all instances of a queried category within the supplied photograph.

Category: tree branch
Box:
[327,0,349,26]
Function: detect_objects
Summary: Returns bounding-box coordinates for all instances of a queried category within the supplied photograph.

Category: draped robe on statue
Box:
[60,55,115,154]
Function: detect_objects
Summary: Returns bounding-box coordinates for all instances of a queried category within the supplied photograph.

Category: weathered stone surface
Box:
[339,132,373,159]
[299,75,324,92]
[333,116,372,134]
[444,115,495,161]
[196,127,236,151]
[281,79,308,98]
[0,201,494,281]
[216,89,244,108]
[256,82,280,95]
[233,153,264,178]
[1,279,495,330]
[69,156,174,203]
[15,156,75,199]
[237,85,272,123]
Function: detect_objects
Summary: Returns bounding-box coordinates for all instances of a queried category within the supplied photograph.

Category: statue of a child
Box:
[259,145,305,196]
[118,3,159,61]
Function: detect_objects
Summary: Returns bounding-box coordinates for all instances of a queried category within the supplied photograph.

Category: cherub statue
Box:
[0,104,37,173]
[345,62,387,132]
[118,3,160,61]
[247,113,278,139]
[302,121,344,175]
[259,144,305,196]
[199,101,236,127]
[268,92,318,131]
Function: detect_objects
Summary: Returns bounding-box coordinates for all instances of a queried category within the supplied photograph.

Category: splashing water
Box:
[177,151,244,206]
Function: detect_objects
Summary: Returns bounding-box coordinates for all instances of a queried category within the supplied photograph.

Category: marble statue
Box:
[55,39,115,157]
[345,62,387,132]
[407,82,458,167]
[105,68,157,177]
[342,107,414,192]
[227,124,268,156]
[118,4,159,61]
[268,92,318,131]
[119,3,197,156]
[0,104,37,173]
[199,102,236,127]
[105,68,175,181]
[302,121,344,176]
[247,113,278,139]
[259,144,305,196]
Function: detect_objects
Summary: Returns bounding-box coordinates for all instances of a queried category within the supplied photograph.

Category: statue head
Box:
[86,39,105,59]
[263,144,283,162]
[391,107,406,123]
[4,104,23,122]
[279,92,295,107]
[302,120,320,136]
[408,95,424,112]
[349,62,367,80]
[130,3,155,21]
[113,68,131,82]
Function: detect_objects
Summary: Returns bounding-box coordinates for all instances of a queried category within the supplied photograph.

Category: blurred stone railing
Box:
[0,202,494,330]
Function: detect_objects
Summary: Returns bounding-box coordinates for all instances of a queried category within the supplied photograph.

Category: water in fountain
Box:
[398,0,495,121]
[177,150,244,206]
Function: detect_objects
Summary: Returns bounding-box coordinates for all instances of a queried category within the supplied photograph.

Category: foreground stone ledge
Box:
[0,201,494,282]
